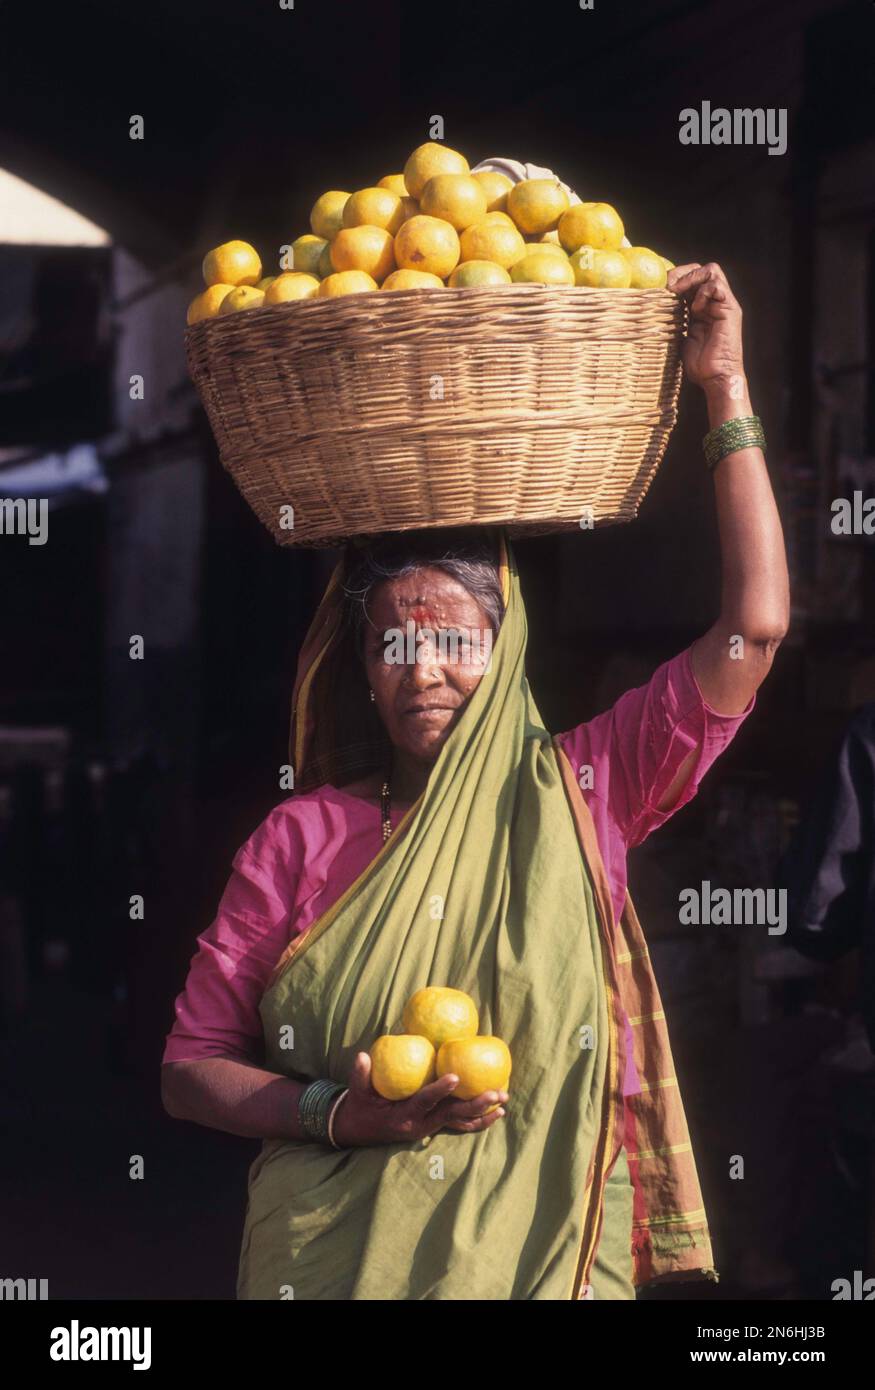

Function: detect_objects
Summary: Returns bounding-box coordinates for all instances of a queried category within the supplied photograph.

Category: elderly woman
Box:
[161,262,788,1300]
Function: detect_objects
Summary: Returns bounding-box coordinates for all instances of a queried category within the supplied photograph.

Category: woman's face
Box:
[362,566,495,764]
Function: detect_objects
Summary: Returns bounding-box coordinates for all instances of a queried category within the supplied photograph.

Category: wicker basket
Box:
[185,285,685,548]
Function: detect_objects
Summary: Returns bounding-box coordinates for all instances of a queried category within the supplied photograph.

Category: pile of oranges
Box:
[186,141,674,324]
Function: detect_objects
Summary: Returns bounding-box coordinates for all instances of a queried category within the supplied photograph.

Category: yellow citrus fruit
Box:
[507,179,569,236]
[481,210,516,226]
[290,234,328,275]
[459,218,526,269]
[520,241,569,261]
[310,190,351,241]
[472,169,513,212]
[256,276,277,291]
[570,247,631,288]
[186,284,235,324]
[420,173,487,231]
[218,285,266,314]
[264,272,320,303]
[558,202,625,253]
[540,229,561,245]
[622,246,667,288]
[394,214,460,278]
[317,270,378,297]
[377,173,408,196]
[403,142,470,199]
[660,255,675,272]
[402,986,479,1050]
[399,196,419,222]
[381,269,444,290]
[448,260,512,287]
[317,242,334,278]
[343,187,406,235]
[436,1036,512,1106]
[330,225,396,281]
[202,240,262,288]
[510,252,575,286]
[370,1035,436,1101]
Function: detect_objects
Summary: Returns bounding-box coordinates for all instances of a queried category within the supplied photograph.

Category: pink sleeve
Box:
[556,645,754,849]
[161,809,302,1065]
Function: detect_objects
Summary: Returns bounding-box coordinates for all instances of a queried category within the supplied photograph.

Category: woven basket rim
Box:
[185,282,682,340]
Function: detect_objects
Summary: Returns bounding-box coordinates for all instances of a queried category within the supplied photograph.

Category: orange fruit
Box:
[381,269,444,290]
[621,247,667,288]
[402,986,479,1049]
[520,241,569,261]
[472,169,513,213]
[403,142,470,199]
[317,270,378,297]
[399,196,419,222]
[510,252,575,286]
[317,242,334,278]
[186,283,235,324]
[507,179,569,235]
[202,240,262,288]
[377,173,409,196]
[436,1036,512,1107]
[449,261,512,287]
[570,247,631,288]
[290,234,328,276]
[459,218,526,269]
[558,202,625,253]
[218,285,266,314]
[256,276,277,292]
[264,272,320,303]
[330,225,396,281]
[310,190,351,241]
[343,187,406,235]
[370,1035,436,1100]
[394,214,460,278]
[420,173,488,231]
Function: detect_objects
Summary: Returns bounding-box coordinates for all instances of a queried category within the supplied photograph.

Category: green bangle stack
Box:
[703,414,766,470]
[298,1078,346,1144]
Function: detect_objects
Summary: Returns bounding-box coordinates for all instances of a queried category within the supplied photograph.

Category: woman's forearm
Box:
[161,1057,309,1141]
[689,375,790,714]
[705,375,790,645]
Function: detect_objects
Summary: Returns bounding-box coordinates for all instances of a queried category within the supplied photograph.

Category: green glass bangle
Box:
[703,414,766,470]
[298,1078,346,1142]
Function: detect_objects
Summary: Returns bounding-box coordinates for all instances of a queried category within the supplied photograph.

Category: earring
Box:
[369,689,375,702]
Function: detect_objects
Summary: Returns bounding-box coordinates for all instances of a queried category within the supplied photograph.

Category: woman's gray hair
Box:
[342,528,505,659]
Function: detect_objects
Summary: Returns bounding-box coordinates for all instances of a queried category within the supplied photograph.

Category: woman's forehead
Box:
[369,568,483,619]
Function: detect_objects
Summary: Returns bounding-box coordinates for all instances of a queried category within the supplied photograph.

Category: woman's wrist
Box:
[703,373,753,428]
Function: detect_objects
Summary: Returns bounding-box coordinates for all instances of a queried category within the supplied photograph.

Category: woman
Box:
[161,262,789,1299]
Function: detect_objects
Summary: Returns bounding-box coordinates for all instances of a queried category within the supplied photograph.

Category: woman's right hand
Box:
[330,1051,508,1148]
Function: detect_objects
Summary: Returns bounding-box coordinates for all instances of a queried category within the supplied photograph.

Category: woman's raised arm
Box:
[669,261,790,718]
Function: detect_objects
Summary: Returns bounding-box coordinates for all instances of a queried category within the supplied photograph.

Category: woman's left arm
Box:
[669,261,790,717]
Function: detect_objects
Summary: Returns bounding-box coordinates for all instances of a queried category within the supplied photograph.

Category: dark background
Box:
[1,0,874,1299]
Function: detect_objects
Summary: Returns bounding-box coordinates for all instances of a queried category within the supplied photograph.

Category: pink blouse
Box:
[162,645,754,1095]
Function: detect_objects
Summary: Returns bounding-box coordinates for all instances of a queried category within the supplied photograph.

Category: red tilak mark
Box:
[408,606,437,627]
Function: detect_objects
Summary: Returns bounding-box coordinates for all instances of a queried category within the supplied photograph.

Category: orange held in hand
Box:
[436,1036,512,1110]
[402,986,479,1049]
[369,1035,436,1100]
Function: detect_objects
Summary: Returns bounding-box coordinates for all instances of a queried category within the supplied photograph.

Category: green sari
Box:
[236,530,701,1300]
